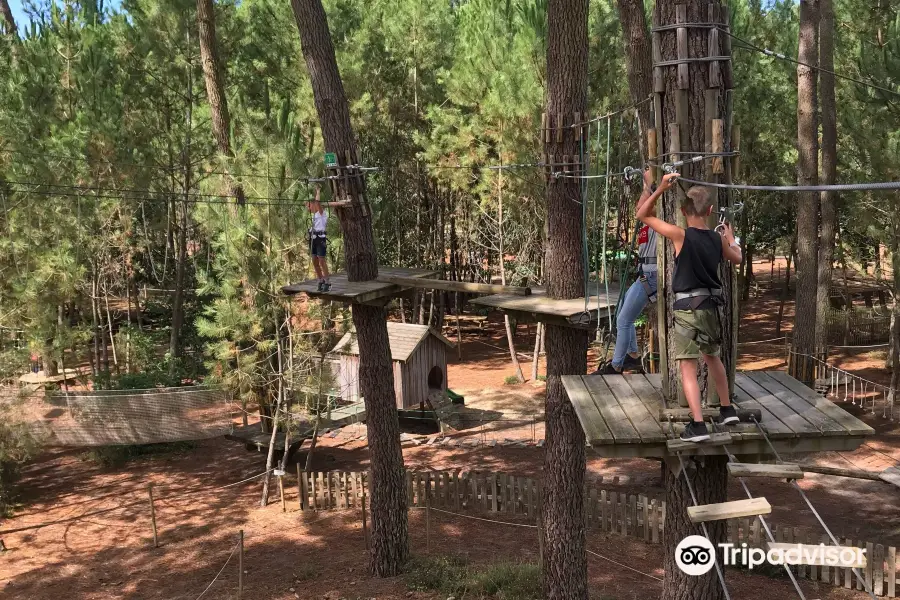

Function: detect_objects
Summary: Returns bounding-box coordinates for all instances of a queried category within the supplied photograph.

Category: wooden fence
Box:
[295,468,899,597]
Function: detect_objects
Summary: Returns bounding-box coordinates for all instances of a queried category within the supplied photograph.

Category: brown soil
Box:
[1,285,898,600]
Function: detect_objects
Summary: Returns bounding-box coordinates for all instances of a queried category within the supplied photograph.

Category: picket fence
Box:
[294,467,899,598]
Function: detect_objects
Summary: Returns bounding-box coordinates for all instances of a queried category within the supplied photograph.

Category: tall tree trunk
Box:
[791,0,820,385]
[815,0,837,355]
[654,1,733,597]
[170,36,193,376]
[196,0,245,205]
[0,0,16,37]
[615,0,653,159]
[291,0,408,577]
[889,224,900,410]
[542,1,590,597]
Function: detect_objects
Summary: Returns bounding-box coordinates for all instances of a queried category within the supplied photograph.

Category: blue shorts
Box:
[311,237,327,258]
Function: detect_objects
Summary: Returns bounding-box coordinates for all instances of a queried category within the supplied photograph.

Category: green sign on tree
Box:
[324,152,338,168]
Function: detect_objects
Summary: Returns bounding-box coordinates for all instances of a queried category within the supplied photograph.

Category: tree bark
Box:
[792,0,820,385]
[0,0,16,37]
[615,0,653,159]
[889,225,900,410]
[663,457,729,600]
[291,0,408,577]
[196,0,245,205]
[815,0,837,355]
[170,38,193,376]
[542,0,590,597]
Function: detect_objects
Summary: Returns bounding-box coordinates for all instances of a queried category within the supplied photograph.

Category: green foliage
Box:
[0,399,44,515]
[80,441,196,468]
[504,375,521,385]
[404,554,541,599]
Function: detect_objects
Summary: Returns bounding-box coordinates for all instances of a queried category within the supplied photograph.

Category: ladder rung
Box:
[688,497,771,523]
[666,432,732,452]
[766,543,867,568]
[728,463,804,479]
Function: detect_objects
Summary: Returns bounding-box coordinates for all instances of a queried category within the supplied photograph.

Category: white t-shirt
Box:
[312,209,329,233]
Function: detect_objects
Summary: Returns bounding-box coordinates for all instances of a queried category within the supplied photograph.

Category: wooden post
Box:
[361,474,369,550]
[425,488,431,553]
[238,529,244,599]
[278,473,286,513]
[148,484,158,548]
[296,463,303,510]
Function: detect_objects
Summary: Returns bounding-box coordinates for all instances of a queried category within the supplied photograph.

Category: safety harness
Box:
[673,287,725,346]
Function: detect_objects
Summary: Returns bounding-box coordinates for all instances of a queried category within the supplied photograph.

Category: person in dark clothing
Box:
[636,173,743,442]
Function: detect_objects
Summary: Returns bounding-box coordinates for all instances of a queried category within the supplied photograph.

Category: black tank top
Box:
[673,228,723,308]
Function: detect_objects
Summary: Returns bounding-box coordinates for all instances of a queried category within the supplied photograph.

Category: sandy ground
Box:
[1,287,898,600]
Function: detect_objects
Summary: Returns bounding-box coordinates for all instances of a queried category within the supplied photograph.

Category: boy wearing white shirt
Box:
[307,186,331,291]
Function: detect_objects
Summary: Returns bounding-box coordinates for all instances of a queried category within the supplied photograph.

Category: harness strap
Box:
[674,287,723,301]
[639,274,657,302]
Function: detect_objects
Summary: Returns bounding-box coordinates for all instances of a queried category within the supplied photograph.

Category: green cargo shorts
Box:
[674,308,722,360]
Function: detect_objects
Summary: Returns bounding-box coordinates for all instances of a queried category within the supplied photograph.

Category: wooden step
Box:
[880,466,900,489]
[727,463,804,480]
[766,543,867,568]
[659,408,763,423]
[666,432,732,453]
[688,497,771,523]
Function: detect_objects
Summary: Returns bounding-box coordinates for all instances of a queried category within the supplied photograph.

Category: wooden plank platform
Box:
[562,371,875,458]
[282,267,439,304]
[688,498,771,523]
[470,282,621,328]
[727,463,805,479]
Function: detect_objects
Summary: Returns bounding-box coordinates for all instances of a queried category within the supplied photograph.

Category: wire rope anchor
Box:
[623,166,643,184]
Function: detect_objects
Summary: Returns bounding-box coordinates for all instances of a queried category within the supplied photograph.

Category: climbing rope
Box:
[749,415,878,600]
[665,421,733,600]
[600,115,613,329]
[706,418,809,600]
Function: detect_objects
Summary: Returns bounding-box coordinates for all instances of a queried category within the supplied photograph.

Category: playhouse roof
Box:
[331,322,454,363]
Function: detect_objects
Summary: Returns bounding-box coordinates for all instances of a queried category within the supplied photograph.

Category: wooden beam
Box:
[880,466,900,489]
[688,497,771,523]
[375,275,531,296]
[666,432,732,453]
[798,464,887,482]
[658,408,762,422]
[727,463,804,479]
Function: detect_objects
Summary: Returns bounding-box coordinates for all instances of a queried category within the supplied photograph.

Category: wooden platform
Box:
[561,371,875,458]
[282,267,439,304]
[225,400,366,453]
[470,282,621,328]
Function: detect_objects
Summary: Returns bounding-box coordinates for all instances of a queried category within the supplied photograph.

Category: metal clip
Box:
[623,166,642,183]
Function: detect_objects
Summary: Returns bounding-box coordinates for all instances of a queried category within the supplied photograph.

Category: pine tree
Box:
[541,0,590,596]
[792,0,820,383]
[290,0,409,577]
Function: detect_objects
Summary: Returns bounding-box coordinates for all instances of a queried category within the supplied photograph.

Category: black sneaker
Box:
[316,280,325,292]
[322,281,332,292]
[680,420,710,442]
[594,362,623,375]
[719,405,740,425]
[622,354,644,372]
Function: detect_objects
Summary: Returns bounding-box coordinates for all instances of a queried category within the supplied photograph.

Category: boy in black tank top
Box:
[636,173,744,442]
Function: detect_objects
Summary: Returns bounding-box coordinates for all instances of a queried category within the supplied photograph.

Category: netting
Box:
[9,386,232,447]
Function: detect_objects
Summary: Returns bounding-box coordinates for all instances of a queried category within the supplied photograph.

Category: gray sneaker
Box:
[718,405,739,425]
[680,421,711,442]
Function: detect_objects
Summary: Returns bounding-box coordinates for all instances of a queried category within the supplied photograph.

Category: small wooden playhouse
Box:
[331,322,454,409]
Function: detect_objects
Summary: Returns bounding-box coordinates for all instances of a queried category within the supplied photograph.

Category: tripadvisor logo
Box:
[676,536,867,576]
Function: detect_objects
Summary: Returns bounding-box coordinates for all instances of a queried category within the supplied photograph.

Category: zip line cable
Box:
[721,28,900,99]
[674,176,900,192]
